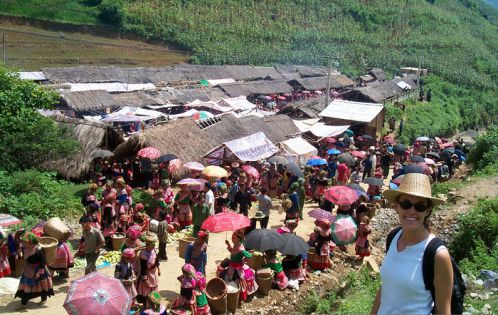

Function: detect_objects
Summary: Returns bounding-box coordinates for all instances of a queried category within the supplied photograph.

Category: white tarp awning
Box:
[70,83,156,93]
[205,132,279,162]
[232,108,275,118]
[207,78,236,86]
[19,72,46,81]
[292,118,321,133]
[187,99,233,112]
[169,109,199,119]
[218,96,256,111]
[319,99,383,123]
[309,123,350,138]
[280,137,318,156]
[396,81,412,90]
[110,106,165,119]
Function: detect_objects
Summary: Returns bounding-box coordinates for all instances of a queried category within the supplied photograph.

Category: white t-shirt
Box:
[205,190,215,215]
[378,230,445,315]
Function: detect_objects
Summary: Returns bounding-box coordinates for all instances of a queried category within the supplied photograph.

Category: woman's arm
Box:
[370,287,381,315]
[433,248,453,315]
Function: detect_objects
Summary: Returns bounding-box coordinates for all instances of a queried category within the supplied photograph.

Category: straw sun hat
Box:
[383,173,444,206]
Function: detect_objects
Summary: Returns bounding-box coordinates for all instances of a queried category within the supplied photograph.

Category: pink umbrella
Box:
[137,147,161,160]
[168,158,182,173]
[184,161,205,171]
[0,214,21,227]
[350,150,366,159]
[277,96,286,101]
[241,165,259,179]
[307,208,336,222]
[201,212,251,233]
[331,215,357,245]
[324,186,359,205]
[64,272,132,315]
[302,91,311,94]
[424,158,436,165]
[177,178,206,191]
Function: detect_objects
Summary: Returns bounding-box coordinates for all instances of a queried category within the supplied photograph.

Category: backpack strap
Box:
[422,237,446,303]
[385,226,402,253]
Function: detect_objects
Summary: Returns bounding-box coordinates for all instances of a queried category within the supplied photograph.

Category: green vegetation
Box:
[0,170,84,228]
[432,180,465,196]
[0,67,79,171]
[450,197,498,264]
[467,127,498,175]
[302,269,380,314]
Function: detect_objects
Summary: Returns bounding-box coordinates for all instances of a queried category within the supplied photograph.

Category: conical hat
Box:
[383,173,444,206]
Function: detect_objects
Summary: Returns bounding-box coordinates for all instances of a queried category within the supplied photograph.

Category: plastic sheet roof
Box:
[319,99,383,123]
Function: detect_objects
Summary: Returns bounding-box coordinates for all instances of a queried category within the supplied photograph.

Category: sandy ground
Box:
[0,200,324,314]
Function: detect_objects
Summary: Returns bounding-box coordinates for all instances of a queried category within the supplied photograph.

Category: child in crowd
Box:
[0,230,11,278]
[172,263,197,314]
[115,248,137,304]
[141,291,167,315]
[48,236,74,279]
[263,249,289,290]
[355,216,372,261]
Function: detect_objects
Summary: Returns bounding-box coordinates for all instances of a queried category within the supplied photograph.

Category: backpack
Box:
[385,227,466,314]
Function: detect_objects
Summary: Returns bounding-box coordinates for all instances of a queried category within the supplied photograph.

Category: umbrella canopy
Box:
[244,229,285,252]
[346,183,367,194]
[416,136,430,142]
[202,165,228,178]
[426,152,440,159]
[137,147,161,160]
[337,153,356,167]
[64,272,132,315]
[393,144,406,156]
[307,208,336,222]
[192,111,214,120]
[242,165,260,179]
[0,214,22,227]
[286,162,304,178]
[168,158,181,173]
[278,233,310,256]
[424,158,436,165]
[306,158,327,166]
[155,153,179,164]
[350,150,366,159]
[344,129,354,136]
[268,156,289,165]
[409,155,425,163]
[403,164,424,174]
[331,215,357,245]
[201,212,251,233]
[327,149,341,155]
[177,178,206,191]
[362,134,374,140]
[441,148,456,159]
[324,186,359,205]
[363,177,385,187]
[183,162,205,171]
[90,149,113,159]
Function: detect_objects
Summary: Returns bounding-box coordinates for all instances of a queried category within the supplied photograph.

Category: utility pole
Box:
[324,58,332,108]
[416,56,422,99]
[2,34,5,65]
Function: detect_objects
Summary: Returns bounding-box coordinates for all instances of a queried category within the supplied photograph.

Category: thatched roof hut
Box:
[43,65,282,84]
[288,75,355,91]
[111,91,167,108]
[202,114,250,145]
[42,115,124,179]
[277,96,327,118]
[367,68,387,81]
[113,119,215,162]
[60,90,115,111]
[217,80,293,97]
[346,81,403,103]
[240,114,300,143]
[274,65,331,78]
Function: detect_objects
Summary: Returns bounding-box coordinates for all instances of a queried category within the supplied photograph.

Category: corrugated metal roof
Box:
[319,99,383,123]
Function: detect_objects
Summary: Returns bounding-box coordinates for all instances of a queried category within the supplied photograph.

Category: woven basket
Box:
[246,250,265,270]
[43,217,71,241]
[226,281,240,313]
[206,277,227,314]
[39,236,58,265]
[111,233,126,251]
[178,236,196,259]
[256,272,273,296]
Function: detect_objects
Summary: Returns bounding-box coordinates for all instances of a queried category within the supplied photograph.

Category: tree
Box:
[0,67,79,171]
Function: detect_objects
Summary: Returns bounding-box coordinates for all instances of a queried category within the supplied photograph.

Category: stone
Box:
[362,257,380,274]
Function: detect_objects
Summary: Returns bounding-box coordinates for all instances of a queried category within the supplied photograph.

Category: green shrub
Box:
[450,197,498,262]
[467,127,498,173]
[459,237,498,275]
[98,0,124,25]
[0,170,84,228]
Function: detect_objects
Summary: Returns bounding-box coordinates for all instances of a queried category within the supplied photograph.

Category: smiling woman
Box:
[371,173,453,315]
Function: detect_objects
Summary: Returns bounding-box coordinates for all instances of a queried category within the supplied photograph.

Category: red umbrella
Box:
[241,165,259,179]
[0,214,21,227]
[201,212,251,233]
[137,147,161,160]
[277,96,286,101]
[350,150,366,159]
[324,186,359,205]
[324,137,337,144]
[64,272,132,315]
[307,208,336,223]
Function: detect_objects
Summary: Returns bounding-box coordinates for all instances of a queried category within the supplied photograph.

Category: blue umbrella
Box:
[328,149,341,155]
[307,158,327,166]
[345,129,354,136]
[389,182,399,189]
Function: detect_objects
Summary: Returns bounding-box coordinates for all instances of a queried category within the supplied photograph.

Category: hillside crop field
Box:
[0,22,188,70]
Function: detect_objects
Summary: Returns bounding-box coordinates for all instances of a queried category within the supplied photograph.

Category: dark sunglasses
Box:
[398,199,429,212]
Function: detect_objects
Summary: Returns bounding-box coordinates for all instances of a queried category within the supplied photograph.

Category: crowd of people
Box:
[0,130,467,314]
